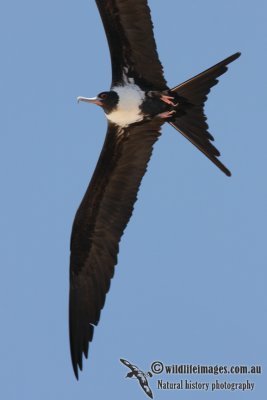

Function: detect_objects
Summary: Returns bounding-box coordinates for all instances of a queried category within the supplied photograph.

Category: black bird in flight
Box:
[120,359,153,398]
[69,0,240,378]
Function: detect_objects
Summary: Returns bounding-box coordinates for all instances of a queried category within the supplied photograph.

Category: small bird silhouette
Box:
[120,358,153,398]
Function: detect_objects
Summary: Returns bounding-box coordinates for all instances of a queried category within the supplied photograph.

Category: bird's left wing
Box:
[69,120,163,378]
[95,0,168,90]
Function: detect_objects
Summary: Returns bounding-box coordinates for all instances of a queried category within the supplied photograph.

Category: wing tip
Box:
[70,336,93,380]
[211,157,232,177]
[227,51,241,65]
[71,358,80,380]
[225,168,232,177]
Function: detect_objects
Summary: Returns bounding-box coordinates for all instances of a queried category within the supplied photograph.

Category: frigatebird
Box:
[69,0,240,378]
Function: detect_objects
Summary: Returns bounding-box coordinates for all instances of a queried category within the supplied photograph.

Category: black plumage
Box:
[69,0,240,378]
[95,0,167,89]
[70,120,163,377]
[170,53,241,176]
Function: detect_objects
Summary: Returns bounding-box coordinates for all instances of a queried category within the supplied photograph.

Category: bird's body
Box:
[69,0,240,378]
[106,84,145,126]
[80,85,179,126]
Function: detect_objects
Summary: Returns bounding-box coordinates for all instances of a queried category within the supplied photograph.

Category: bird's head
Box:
[77,91,119,113]
[126,371,134,378]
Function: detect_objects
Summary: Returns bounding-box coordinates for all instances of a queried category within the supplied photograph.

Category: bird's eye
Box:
[100,93,107,99]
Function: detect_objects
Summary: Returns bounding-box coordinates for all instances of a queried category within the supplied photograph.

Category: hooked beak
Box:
[77,96,103,106]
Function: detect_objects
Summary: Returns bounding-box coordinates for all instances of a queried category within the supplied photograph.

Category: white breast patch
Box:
[106,84,145,127]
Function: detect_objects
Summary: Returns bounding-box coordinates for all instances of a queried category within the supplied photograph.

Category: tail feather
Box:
[170,52,241,176]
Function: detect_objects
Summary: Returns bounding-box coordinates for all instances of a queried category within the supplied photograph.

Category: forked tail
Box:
[170,52,241,176]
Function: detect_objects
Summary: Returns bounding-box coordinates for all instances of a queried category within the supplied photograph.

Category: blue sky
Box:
[1,0,266,399]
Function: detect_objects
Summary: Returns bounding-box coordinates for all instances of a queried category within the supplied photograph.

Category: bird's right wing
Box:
[70,120,163,378]
[120,358,140,372]
[95,0,168,90]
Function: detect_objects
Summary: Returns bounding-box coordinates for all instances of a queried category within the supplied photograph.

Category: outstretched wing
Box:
[69,120,163,378]
[120,358,140,373]
[137,375,153,399]
[95,0,168,90]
